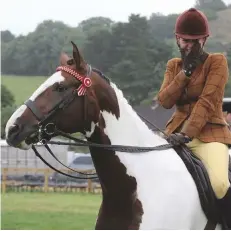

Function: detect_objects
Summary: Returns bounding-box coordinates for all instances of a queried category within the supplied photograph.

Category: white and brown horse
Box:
[5,41,223,229]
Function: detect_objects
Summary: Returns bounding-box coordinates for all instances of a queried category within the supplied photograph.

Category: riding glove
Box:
[181,41,204,77]
[167,132,192,146]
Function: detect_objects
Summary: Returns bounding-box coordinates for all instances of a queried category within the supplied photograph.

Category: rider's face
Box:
[177,37,206,55]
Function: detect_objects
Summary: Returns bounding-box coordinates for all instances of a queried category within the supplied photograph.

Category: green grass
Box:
[2,75,47,106]
[1,192,102,230]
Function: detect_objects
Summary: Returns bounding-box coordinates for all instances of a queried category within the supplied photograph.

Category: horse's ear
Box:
[71,41,85,69]
[60,52,71,66]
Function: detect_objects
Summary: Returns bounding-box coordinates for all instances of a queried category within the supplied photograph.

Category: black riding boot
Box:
[218,187,231,229]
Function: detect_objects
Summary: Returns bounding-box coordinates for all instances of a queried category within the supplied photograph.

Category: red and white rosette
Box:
[77,77,92,96]
[56,66,92,96]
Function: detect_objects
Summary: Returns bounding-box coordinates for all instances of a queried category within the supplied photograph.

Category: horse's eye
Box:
[67,59,74,65]
[54,84,67,92]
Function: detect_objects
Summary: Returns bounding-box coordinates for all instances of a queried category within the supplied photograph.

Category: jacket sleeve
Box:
[157,59,190,109]
[181,54,229,138]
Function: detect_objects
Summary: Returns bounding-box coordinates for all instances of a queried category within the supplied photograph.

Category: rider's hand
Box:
[181,41,203,77]
[167,132,192,146]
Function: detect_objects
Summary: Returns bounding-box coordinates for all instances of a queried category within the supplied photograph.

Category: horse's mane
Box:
[92,66,166,140]
[92,68,110,84]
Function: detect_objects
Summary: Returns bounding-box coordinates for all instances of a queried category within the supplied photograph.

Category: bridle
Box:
[24,64,101,179]
[24,64,175,180]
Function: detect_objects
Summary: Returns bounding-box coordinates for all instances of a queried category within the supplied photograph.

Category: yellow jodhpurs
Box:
[186,138,230,199]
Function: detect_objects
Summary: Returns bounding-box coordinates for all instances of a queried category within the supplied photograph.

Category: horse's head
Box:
[5,41,119,150]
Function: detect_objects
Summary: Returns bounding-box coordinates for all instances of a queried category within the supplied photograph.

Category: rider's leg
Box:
[186,138,231,228]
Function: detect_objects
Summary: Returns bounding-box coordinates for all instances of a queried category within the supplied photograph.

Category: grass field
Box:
[2,75,47,106]
[1,192,102,230]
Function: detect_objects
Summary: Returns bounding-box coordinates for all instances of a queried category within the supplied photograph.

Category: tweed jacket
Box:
[157,53,231,144]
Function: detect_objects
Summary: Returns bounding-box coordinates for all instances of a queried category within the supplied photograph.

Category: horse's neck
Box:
[101,83,167,147]
[98,84,184,181]
[87,83,182,191]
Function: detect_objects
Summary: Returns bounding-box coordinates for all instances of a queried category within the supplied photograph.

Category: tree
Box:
[195,0,227,11]
[224,46,231,97]
[78,17,114,37]
[1,30,15,43]
[106,14,172,105]
[227,45,231,69]
[194,0,227,20]
[1,84,15,108]
[149,13,178,40]
[1,20,86,76]
[1,85,16,138]
[83,29,113,72]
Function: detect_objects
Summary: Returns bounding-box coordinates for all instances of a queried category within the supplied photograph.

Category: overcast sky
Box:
[1,0,231,36]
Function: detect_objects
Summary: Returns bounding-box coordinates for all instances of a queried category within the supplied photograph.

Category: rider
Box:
[157,7,231,228]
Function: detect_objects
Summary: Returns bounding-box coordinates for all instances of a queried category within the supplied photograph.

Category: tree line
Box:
[1,0,231,138]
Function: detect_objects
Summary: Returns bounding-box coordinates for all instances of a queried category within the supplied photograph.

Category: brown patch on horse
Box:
[129,196,144,229]
[90,71,120,119]
[83,74,120,130]
[99,113,106,129]
[87,122,143,229]
[83,89,101,131]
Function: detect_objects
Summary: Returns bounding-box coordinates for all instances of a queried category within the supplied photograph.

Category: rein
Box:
[31,120,174,180]
[46,126,174,153]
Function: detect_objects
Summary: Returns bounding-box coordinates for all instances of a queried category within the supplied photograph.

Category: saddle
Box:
[173,144,231,227]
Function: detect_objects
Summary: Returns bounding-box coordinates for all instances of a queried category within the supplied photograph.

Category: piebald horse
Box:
[5,42,223,230]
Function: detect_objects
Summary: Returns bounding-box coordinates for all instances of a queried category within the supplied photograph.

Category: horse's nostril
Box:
[8,124,20,137]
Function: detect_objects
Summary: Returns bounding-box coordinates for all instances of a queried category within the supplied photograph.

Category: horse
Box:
[5,41,228,230]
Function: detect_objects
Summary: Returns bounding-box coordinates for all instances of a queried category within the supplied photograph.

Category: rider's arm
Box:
[181,54,229,138]
[157,59,190,109]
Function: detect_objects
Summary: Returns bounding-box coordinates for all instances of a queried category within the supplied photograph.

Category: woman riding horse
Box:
[157,8,231,228]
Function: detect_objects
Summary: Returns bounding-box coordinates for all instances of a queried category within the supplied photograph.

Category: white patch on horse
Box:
[30,71,64,101]
[100,82,212,229]
[17,140,32,150]
[5,105,27,138]
[85,122,98,138]
[5,71,65,142]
